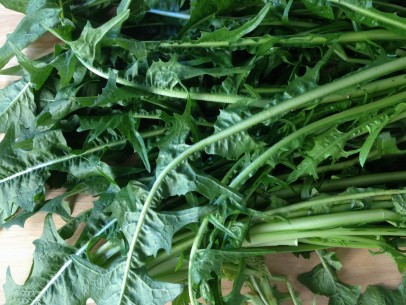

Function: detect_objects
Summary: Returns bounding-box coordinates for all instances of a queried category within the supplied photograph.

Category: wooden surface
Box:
[0,4,404,305]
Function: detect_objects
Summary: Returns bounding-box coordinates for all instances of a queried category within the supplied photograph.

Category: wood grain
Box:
[0,4,403,305]
[0,5,95,304]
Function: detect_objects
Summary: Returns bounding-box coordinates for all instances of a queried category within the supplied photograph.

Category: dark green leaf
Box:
[78,112,150,171]
[36,85,82,127]
[9,43,53,89]
[205,107,263,160]
[156,114,244,202]
[51,10,130,64]
[3,195,156,305]
[0,128,121,225]
[105,182,207,304]
[146,56,249,90]
[198,4,271,43]
[0,0,30,13]
[181,0,267,35]
[93,72,141,107]
[50,49,78,86]
[357,273,406,305]
[105,182,209,261]
[0,8,60,69]
[301,0,335,20]
[0,129,67,224]
[298,264,361,305]
[0,79,34,133]
[86,259,184,305]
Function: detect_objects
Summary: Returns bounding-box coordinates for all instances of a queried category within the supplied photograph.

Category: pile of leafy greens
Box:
[1,0,406,304]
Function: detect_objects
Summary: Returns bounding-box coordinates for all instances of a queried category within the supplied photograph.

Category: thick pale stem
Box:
[245,227,406,247]
[249,209,401,234]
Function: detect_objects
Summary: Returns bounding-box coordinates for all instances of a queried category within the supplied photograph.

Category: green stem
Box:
[249,275,278,305]
[330,0,406,33]
[58,0,64,19]
[91,241,121,266]
[188,217,209,305]
[249,209,401,234]
[275,171,406,199]
[133,114,161,120]
[333,48,371,65]
[119,57,406,303]
[278,200,394,220]
[149,30,405,49]
[154,269,189,283]
[148,257,184,279]
[302,235,392,249]
[266,189,406,216]
[245,227,406,247]
[261,20,319,28]
[286,280,302,305]
[140,127,166,138]
[299,237,378,249]
[77,57,253,105]
[134,112,214,129]
[321,74,406,104]
[78,56,406,108]
[242,87,286,95]
[206,244,338,255]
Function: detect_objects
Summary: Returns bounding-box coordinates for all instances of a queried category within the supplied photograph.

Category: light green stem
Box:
[148,231,195,269]
[150,30,405,49]
[321,74,406,103]
[275,171,406,198]
[265,189,406,216]
[249,209,401,234]
[301,235,392,250]
[245,227,406,247]
[280,200,394,220]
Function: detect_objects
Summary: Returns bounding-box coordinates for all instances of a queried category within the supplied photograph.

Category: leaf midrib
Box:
[29,219,117,305]
[0,139,125,185]
[0,82,30,118]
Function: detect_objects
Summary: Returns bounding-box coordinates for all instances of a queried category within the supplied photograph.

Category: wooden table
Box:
[0,4,403,305]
